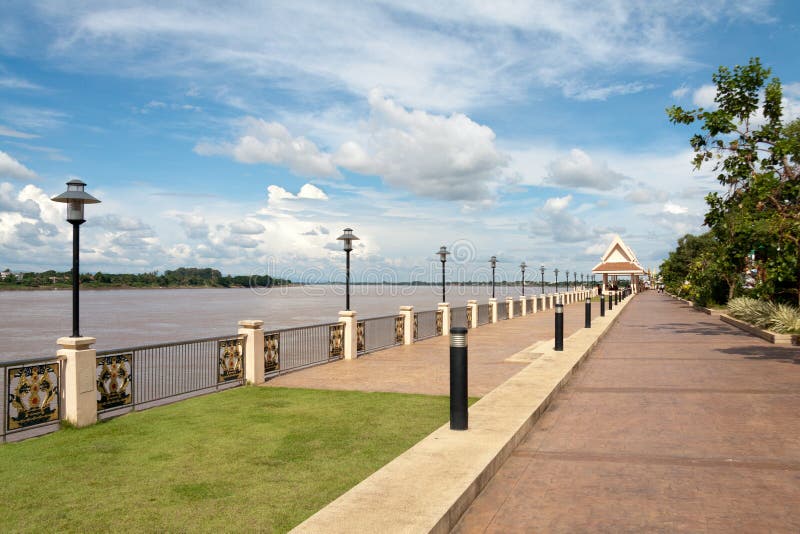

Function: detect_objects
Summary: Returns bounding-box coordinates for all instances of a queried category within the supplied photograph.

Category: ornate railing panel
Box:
[264,332,280,375]
[2,357,62,442]
[329,323,344,359]
[477,304,490,325]
[436,310,443,336]
[414,310,438,340]
[96,333,245,412]
[96,353,133,413]
[466,306,473,328]
[262,321,343,379]
[395,316,404,344]
[357,321,366,354]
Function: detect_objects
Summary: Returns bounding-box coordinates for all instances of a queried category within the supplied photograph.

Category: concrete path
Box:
[454,292,800,533]
[267,297,601,396]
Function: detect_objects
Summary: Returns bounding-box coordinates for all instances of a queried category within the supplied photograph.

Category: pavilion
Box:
[591,235,645,293]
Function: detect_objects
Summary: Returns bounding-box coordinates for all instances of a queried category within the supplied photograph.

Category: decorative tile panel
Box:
[395,316,404,344]
[264,333,280,373]
[329,324,344,358]
[218,338,244,383]
[96,354,133,411]
[436,310,443,336]
[357,321,366,353]
[466,307,473,329]
[7,363,60,430]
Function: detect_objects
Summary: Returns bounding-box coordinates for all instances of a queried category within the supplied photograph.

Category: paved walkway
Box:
[453,292,800,533]
[267,297,601,396]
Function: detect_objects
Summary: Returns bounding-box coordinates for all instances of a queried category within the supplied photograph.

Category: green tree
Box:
[667,58,800,304]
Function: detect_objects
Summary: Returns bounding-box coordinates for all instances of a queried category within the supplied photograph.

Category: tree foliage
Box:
[665,58,800,304]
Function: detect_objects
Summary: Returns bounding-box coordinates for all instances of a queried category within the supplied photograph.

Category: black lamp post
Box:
[336,228,359,311]
[51,179,101,337]
[489,256,497,298]
[554,268,559,293]
[437,246,450,303]
[581,273,584,287]
[574,271,577,289]
[539,264,545,295]
[520,261,527,296]
[566,270,570,292]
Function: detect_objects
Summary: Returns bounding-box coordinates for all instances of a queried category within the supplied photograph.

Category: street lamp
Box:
[574,271,577,289]
[539,264,545,295]
[51,179,101,337]
[581,273,584,287]
[336,228,359,311]
[489,256,497,298]
[519,261,527,296]
[437,246,450,303]
[554,268,560,293]
[566,270,570,292]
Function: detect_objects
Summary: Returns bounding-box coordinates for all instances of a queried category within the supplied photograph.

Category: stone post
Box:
[238,320,265,385]
[520,297,527,316]
[400,306,414,345]
[467,299,478,328]
[58,336,97,428]
[489,298,498,323]
[339,310,357,360]
[505,296,514,319]
[438,302,451,336]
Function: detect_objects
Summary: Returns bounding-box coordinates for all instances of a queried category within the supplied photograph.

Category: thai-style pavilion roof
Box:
[591,235,645,275]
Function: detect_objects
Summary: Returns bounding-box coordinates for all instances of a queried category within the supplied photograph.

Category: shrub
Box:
[726,297,776,328]
[768,304,800,334]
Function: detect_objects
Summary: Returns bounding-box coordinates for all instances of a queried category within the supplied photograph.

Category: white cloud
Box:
[692,84,717,108]
[671,85,689,99]
[0,125,38,139]
[0,150,37,180]
[537,194,591,243]
[663,202,689,215]
[195,118,337,177]
[562,82,654,101]
[544,149,627,191]
[229,220,266,235]
[624,187,669,204]
[543,194,573,213]
[297,183,328,200]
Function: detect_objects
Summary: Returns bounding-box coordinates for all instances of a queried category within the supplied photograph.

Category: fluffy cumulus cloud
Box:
[536,194,591,243]
[692,84,717,108]
[195,118,337,177]
[663,201,689,215]
[229,219,266,235]
[333,90,507,201]
[0,150,37,180]
[624,187,669,204]
[544,149,627,191]
[200,91,507,202]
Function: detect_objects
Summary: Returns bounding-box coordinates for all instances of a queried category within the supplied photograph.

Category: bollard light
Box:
[51,179,101,337]
[600,288,606,317]
[520,261,527,296]
[585,297,591,328]
[336,228,360,311]
[449,327,468,430]
[554,295,564,351]
[437,246,449,303]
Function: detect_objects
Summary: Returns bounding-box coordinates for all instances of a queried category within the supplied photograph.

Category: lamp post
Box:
[51,179,101,337]
[336,228,359,311]
[539,264,545,295]
[566,270,570,292]
[581,273,584,287]
[520,261,527,296]
[574,271,577,289]
[437,246,450,303]
[489,256,497,298]
[554,268,559,293]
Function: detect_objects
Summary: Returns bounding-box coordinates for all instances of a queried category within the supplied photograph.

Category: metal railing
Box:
[360,314,404,355]
[450,306,468,329]
[96,333,245,415]
[514,300,522,316]
[2,356,63,443]
[414,309,439,340]
[498,301,507,320]
[264,321,342,378]
[477,303,490,325]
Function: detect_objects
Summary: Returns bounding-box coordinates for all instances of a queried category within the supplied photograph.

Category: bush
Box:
[768,304,800,334]
[726,297,776,328]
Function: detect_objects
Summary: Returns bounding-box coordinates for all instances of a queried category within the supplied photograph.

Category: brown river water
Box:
[0,285,549,361]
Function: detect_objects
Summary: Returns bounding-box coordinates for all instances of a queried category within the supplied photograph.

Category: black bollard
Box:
[449,327,468,430]
[585,297,591,328]
[600,291,605,317]
[554,296,564,351]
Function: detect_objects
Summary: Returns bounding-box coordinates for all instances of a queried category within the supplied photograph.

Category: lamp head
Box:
[51,179,101,223]
[336,227,359,252]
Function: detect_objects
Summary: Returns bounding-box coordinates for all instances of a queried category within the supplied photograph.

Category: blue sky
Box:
[1,1,799,283]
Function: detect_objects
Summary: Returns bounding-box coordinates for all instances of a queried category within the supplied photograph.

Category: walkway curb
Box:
[292,295,634,534]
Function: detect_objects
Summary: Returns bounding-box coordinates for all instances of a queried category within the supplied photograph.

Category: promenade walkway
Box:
[454,292,800,532]
[267,296,600,396]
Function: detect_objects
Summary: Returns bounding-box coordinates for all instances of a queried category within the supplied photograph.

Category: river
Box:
[0,285,553,361]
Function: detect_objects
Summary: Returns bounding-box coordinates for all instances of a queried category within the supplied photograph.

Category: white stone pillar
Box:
[339,310,357,360]
[238,320,265,385]
[467,299,478,328]
[505,296,514,319]
[400,306,414,345]
[58,336,97,428]
[489,298,498,323]
[438,302,451,336]
[520,297,527,316]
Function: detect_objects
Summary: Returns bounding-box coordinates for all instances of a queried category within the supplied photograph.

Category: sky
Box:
[1,1,799,284]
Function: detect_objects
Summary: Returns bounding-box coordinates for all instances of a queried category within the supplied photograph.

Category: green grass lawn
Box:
[0,386,457,533]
